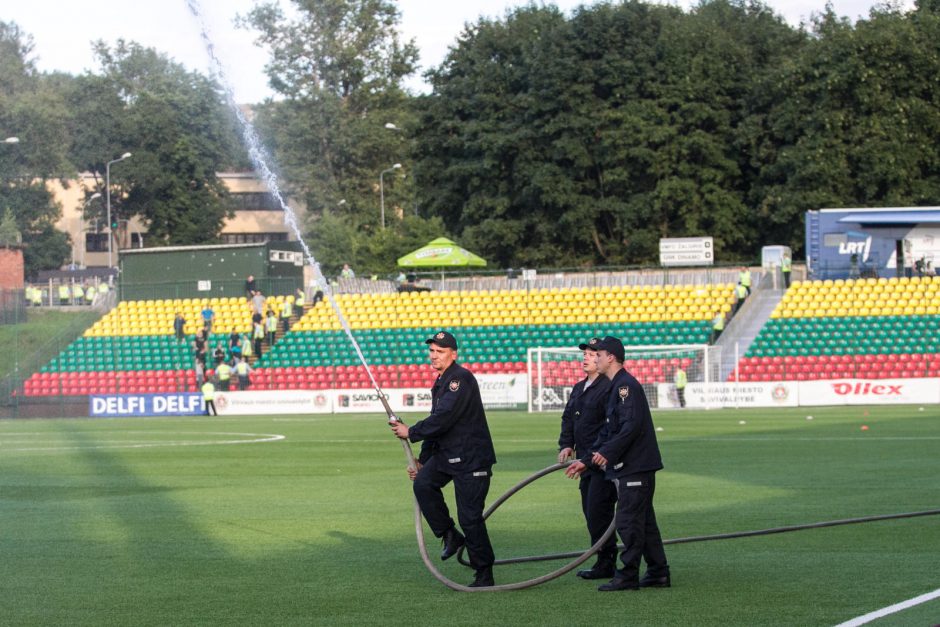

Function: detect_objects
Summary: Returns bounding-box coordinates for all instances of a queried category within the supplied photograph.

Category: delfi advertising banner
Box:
[90,393,204,417]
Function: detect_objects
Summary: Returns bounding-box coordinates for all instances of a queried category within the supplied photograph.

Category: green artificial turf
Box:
[1,405,938,626]
[0,309,101,379]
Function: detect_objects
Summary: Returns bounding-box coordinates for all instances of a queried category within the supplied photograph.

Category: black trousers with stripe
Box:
[614,471,669,582]
[579,469,618,565]
[413,456,495,570]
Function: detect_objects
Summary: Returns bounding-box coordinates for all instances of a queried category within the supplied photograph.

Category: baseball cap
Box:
[578,337,603,351]
[593,336,625,362]
[425,330,458,350]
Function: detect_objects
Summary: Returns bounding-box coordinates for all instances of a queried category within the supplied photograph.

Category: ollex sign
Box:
[90,393,204,417]
[800,378,939,406]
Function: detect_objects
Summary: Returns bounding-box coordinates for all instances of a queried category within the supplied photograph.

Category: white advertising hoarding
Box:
[214,390,333,415]
[657,381,799,408]
[798,378,940,406]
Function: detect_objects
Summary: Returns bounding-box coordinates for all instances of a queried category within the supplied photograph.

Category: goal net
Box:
[527,344,717,412]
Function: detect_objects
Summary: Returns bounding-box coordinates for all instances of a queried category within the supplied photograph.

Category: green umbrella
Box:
[397,237,487,269]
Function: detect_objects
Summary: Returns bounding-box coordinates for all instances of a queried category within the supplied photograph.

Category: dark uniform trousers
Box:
[413,456,495,570]
[614,471,668,582]
[579,469,618,564]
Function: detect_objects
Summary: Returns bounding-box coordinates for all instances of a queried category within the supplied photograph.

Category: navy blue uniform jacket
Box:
[558,375,611,456]
[582,368,663,478]
[408,362,497,475]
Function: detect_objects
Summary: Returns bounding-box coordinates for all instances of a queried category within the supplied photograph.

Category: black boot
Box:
[577,555,615,580]
[469,566,494,588]
[639,570,671,588]
[440,527,465,561]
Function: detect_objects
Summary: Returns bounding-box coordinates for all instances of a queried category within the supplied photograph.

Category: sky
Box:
[3,0,915,104]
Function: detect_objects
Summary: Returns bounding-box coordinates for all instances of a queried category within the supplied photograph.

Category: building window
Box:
[85,233,109,252]
[228,192,282,211]
[220,232,289,244]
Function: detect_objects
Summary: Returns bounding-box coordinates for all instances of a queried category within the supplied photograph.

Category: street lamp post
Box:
[105,152,132,268]
[80,193,102,268]
[380,163,401,229]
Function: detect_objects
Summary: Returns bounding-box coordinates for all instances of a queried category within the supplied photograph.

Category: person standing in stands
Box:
[85,283,96,306]
[252,290,265,324]
[240,332,253,361]
[732,282,748,315]
[340,263,356,280]
[711,311,725,343]
[294,287,306,319]
[174,313,186,343]
[265,309,278,345]
[201,304,215,334]
[216,360,232,391]
[213,343,226,367]
[738,266,752,296]
[194,358,205,388]
[781,255,792,289]
[202,377,217,416]
[245,274,257,300]
[235,358,251,390]
[280,297,293,333]
[193,329,208,366]
[566,336,670,592]
[58,283,70,305]
[253,319,265,359]
[557,337,617,580]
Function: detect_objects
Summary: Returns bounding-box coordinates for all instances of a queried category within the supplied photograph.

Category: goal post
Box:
[527,344,718,412]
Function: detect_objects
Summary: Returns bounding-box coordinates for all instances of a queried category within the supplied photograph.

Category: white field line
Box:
[1,432,284,452]
[833,587,940,627]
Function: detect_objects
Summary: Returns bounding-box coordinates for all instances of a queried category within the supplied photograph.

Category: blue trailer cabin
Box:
[805,207,940,280]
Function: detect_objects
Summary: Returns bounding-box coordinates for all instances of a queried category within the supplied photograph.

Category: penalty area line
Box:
[833,587,940,627]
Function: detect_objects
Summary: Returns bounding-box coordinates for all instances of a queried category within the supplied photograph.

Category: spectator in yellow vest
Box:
[738,267,752,296]
[712,312,725,343]
[280,297,293,333]
[202,379,217,416]
[674,367,687,408]
[216,362,232,391]
[58,284,70,305]
[781,256,792,288]
[235,358,251,390]
[265,309,278,345]
[71,282,84,305]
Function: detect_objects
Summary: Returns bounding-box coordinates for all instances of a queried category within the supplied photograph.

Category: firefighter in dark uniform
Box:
[566,336,671,591]
[390,331,497,587]
[557,337,617,579]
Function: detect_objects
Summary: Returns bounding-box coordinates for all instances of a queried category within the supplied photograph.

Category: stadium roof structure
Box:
[826,207,940,225]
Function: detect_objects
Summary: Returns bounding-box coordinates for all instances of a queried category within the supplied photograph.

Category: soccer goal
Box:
[527,344,718,412]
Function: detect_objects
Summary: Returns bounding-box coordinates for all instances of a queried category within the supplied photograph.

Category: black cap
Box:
[594,336,625,362]
[425,330,458,350]
[578,337,603,351]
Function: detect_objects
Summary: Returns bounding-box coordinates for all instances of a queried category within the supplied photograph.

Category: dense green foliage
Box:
[1,407,939,624]
[4,0,940,276]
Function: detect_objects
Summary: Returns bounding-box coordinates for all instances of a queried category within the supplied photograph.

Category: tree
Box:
[66,41,246,247]
[0,21,75,277]
[243,0,425,272]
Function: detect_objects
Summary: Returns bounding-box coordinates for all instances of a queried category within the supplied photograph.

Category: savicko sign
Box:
[90,393,203,417]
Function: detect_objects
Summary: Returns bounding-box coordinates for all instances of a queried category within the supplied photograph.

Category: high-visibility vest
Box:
[217,363,232,381]
[675,369,687,389]
[241,337,252,357]
[30,287,42,305]
[85,286,96,302]
[236,361,249,376]
[739,270,751,288]
[781,257,792,272]
[98,283,109,295]
[253,323,265,339]
[735,284,747,299]
[72,284,84,299]
[280,300,292,318]
[58,285,70,300]
[713,314,725,331]
[201,382,215,401]
[266,315,278,332]
[295,291,305,307]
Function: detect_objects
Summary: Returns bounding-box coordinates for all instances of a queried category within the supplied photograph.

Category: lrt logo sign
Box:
[832,382,903,396]
[837,235,872,262]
